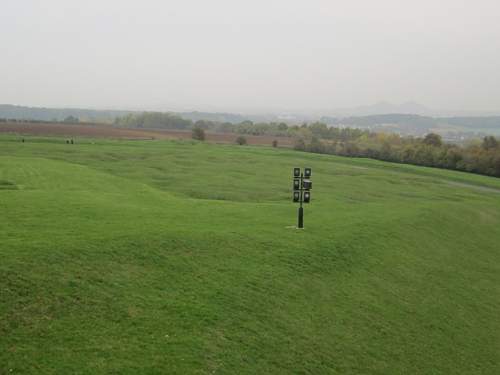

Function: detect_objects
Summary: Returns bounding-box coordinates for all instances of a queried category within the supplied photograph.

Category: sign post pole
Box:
[293,168,311,229]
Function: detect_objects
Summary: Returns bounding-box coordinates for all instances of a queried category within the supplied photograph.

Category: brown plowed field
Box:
[0,122,293,147]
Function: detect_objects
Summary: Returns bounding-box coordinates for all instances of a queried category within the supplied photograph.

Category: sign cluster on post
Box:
[292,167,312,228]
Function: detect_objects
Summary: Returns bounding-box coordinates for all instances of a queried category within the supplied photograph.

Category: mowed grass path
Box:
[1,136,500,374]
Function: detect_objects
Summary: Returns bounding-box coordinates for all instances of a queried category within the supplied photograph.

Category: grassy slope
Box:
[1,136,500,374]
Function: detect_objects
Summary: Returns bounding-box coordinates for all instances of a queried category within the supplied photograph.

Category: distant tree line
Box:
[114,112,192,129]
[1,116,81,124]
[293,130,500,178]
[0,104,129,123]
[113,112,367,138]
[0,118,54,123]
[114,112,291,135]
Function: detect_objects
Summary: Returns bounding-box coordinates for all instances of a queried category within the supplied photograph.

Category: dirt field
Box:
[0,121,293,147]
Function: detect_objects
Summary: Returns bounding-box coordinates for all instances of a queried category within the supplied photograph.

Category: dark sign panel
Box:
[293,179,301,190]
[303,191,311,203]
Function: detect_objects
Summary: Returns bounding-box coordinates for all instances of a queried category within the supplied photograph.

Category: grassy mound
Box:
[1,137,500,374]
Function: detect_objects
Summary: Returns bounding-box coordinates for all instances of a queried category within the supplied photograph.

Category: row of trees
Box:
[1,116,80,124]
[294,132,500,177]
[114,112,292,135]
[114,112,192,129]
[113,112,371,140]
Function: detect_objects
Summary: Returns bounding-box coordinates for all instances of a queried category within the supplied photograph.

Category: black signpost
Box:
[292,167,312,228]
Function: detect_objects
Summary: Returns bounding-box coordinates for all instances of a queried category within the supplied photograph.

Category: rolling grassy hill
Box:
[1,136,500,374]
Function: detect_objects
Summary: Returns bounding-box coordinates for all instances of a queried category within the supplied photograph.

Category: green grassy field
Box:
[1,135,500,374]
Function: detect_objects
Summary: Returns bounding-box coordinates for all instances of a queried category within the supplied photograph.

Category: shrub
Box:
[192,127,206,141]
[236,136,247,145]
[63,115,79,124]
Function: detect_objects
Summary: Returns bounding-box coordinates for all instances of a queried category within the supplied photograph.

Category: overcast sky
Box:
[2,0,500,113]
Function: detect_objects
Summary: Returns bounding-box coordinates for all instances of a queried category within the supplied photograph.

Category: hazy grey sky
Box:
[2,0,500,113]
